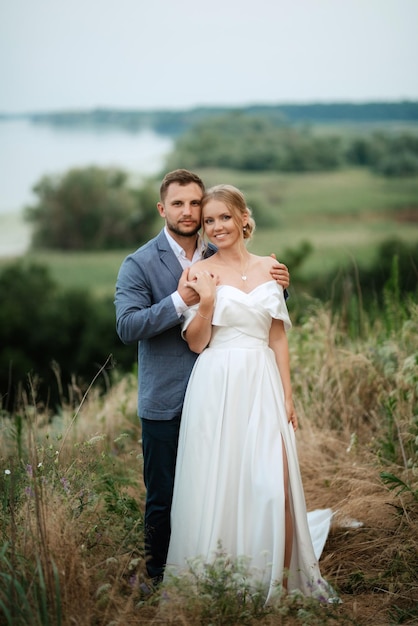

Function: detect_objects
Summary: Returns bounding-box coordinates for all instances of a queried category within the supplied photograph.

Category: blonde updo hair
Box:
[201,184,256,241]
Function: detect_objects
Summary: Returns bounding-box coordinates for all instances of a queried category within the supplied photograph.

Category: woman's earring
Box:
[243,226,247,233]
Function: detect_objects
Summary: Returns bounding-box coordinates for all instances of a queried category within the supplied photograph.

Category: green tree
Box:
[25,167,158,250]
[346,132,418,176]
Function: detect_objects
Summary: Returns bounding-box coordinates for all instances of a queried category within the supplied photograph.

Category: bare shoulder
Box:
[261,255,278,268]
[247,254,276,282]
[254,254,278,272]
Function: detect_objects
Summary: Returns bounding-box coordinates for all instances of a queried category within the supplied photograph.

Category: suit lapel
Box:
[156,230,183,280]
[204,243,217,258]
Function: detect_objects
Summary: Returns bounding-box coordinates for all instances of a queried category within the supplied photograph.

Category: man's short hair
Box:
[159,169,205,202]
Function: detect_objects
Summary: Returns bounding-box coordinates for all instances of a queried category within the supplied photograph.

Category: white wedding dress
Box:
[165,281,334,603]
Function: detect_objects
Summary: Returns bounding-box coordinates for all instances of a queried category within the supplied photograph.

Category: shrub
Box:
[0,262,135,412]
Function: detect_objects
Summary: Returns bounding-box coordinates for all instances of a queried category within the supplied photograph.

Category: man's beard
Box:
[167,223,200,238]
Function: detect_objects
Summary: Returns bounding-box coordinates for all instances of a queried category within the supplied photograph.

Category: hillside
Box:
[1,298,417,625]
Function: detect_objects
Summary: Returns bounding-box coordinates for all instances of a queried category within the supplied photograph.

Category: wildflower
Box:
[61,476,70,494]
[25,486,35,498]
[26,464,33,478]
[4,469,11,475]
[129,574,138,587]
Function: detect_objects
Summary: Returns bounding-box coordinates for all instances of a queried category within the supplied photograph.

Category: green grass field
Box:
[1,167,417,295]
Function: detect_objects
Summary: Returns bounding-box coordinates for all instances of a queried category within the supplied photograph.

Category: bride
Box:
[165,184,335,603]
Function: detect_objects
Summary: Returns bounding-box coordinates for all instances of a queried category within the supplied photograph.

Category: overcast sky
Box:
[1,0,418,113]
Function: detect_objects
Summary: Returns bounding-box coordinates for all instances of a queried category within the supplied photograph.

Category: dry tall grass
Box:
[1,300,417,625]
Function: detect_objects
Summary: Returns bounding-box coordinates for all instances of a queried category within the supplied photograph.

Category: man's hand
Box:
[270,253,290,290]
[177,268,200,306]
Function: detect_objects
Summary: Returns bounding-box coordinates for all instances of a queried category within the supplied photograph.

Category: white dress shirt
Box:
[164,227,206,317]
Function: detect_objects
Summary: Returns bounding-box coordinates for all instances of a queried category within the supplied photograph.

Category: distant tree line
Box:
[11,99,417,136]
[166,112,418,176]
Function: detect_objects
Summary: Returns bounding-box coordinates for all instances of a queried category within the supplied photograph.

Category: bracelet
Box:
[197,310,211,320]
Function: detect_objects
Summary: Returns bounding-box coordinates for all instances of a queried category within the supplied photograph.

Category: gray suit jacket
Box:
[115,229,216,420]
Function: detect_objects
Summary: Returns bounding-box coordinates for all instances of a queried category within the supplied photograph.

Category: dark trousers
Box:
[140,415,181,580]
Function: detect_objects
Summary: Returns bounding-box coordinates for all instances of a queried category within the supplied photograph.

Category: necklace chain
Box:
[216,253,251,282]
[232,255,251,281]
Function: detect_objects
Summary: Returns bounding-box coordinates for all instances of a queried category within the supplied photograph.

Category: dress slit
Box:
[281,436,294,590]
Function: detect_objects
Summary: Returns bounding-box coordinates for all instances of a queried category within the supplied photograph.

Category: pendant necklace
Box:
[238,255,251,281]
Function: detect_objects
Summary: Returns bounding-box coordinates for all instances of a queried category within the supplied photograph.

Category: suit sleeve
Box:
[115,253,181,344]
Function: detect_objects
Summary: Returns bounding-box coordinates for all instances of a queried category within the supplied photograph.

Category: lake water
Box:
[0,118,173,255]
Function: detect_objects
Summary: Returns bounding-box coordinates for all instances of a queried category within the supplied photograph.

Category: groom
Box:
[114,169,290,585]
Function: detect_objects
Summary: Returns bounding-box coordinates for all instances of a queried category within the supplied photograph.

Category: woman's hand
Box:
[285,398,298,431]
[185,271,219,301]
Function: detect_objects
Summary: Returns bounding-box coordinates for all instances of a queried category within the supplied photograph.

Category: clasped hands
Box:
[178,269,218,307]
